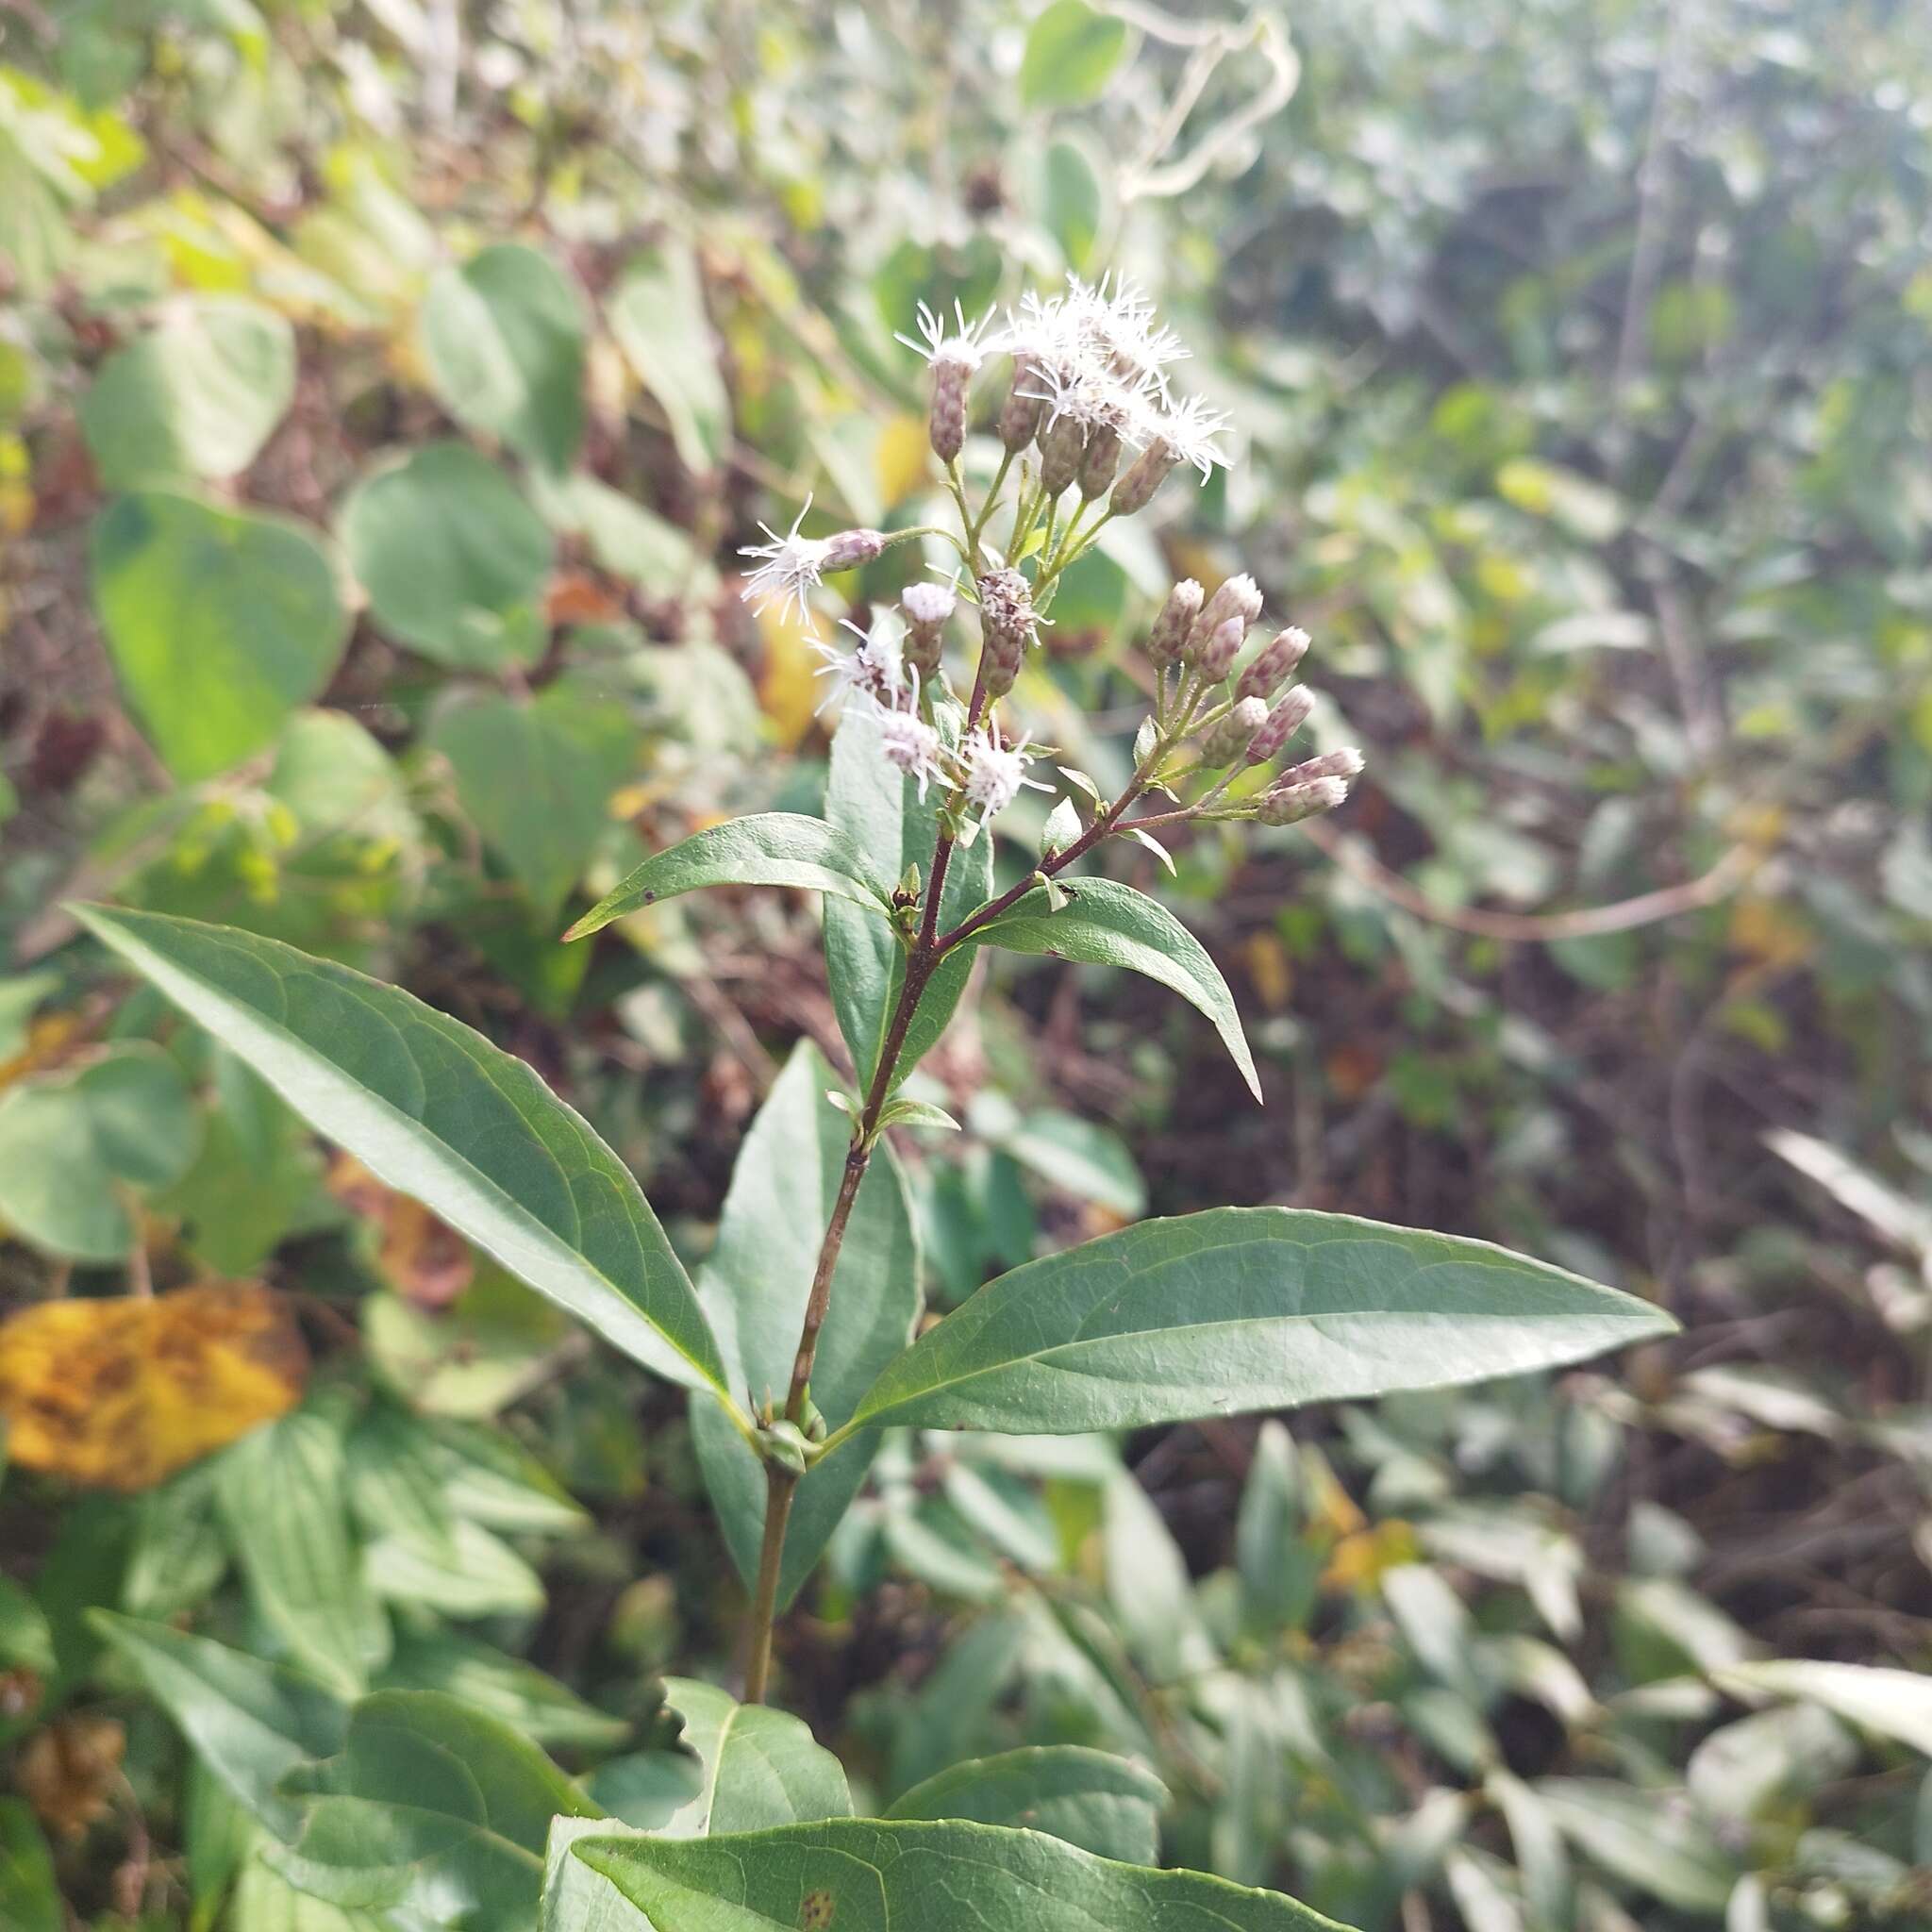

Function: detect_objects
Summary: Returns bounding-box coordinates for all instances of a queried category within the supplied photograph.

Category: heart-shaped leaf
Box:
[968,878,1260,1102]
[566,814,892,942]
[422,243,585,472]
[81,295,295,488]
[339,442,553,669]
[92,491,350,782]
[842,1208,1675,1438]
[75,907,733,1406]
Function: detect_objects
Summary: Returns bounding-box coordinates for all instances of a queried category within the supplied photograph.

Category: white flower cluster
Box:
[811,620,1047,825]
[900,274,1230,481]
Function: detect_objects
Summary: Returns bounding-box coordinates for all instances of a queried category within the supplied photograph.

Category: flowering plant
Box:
[73,275,1673,1931]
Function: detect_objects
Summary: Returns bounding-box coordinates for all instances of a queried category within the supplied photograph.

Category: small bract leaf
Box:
[969,877,1261,1103]
[0,1283,306,1490]
[567,814,892,942]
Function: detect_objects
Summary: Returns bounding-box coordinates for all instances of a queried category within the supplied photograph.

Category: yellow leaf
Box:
[1727,894,1812,971]
[875,411,932,508]
[0,1282,308,1490]
[1321,1519,1421,1594]
[756,598,824,750]
[1240,932,1292,1013]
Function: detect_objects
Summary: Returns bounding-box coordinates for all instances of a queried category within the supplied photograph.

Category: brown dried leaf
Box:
[327,1152,473,1308]
[0,1282,308,1490]
[17,1714,125,1836]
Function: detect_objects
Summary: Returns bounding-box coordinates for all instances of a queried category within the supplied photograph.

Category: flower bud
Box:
[1185,573,1263,659]
[1246,686,1315,763]
[1109,441,1179,518]
[1255,774,1348,825]
[1279,746,1364,786]
[1146,580,1203,666]
[1199,696,1269,767]
[998,354,1044,452]
[1236,625,1310,703]
[901,580,956,680]
[1038,412,1086,497]
[929,358,969,463]
[976,566,1037,698]
[1191,615,1245,681]
[821,528,888,572]
[1077,422,1123,500]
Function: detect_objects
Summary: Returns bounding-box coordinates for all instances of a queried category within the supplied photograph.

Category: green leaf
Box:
[1235,1421,1319,1637]
[92,491,350,781]
[843,1208,1675,1438]
[0,1043,200,1260]
[972,1098,1144,1217]
[378,1629,629,1753]
[1020,0,1130,108]
[824,703,991,1087]
[339,441,553,669]
[422,242,586,472]
[652,1677,852,1838]
[229,1851,390,1932]
[1714,1659,1932,1757]
[267,1691,600,1930]
[886,1747,1165,1863]
[0,1798,61,1932]
[567,813,891,943]
[80,295,295,488]
[89,1613,348,1840]
[365,1516,545,1618]
[969,879,1261,1103]
[608,242,730,475]
[690,1041,920,1607]
[430,684,635,918]
[215,1407,391,1697]
[75,907,732,1403]
[1041,138,1103,272]
[1532,1779,1738,1914]
[574,1817,1344,1931]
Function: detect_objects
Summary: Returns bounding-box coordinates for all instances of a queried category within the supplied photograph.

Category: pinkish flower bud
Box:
[976,566,1037,698]
[930,358,969,463]
[1109,441,1179,518]
[1077,422,1123,500]
[1280,746,1364,786]
[821,528,889,572]
[1246,686,1315,763]
[1255,774,1348,825]
[1146,580,1203,666]
[1199,696,1269,767]
[1191,615,1246,681]
[1185,573,1263,660]
[999,354,1045,452]
[1236,625,1310,703]
[1038,412,1086,497]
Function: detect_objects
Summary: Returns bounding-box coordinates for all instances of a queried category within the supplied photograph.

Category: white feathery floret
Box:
[812,618,904,714]
[740,496,835,622]
[897,299,996,373]
[959,720,1051,824]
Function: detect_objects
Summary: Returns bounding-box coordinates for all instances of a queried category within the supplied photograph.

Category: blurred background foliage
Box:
[2,0,1930,1926]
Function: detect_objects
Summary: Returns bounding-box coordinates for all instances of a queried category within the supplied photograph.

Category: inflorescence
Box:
[740,272,1362,862]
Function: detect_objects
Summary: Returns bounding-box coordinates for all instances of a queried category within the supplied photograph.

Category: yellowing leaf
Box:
[0,1282,308,1490]
[1322,1519,1421,1594]
[875,411,932,508]
[1241,932,1293,1012]
[756,598,824,749]
[1726,895,1812,971]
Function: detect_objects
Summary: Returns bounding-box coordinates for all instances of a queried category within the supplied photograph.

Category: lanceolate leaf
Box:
[969,879,1261,1103]
[690,1041,919,1607]
[843,1208,1675,1439]
[574,1817,1347,1931]
[89,1614,348,1840]
[75,907,732,1406]
[566,814,891,942]
[267,1692,600,1931]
